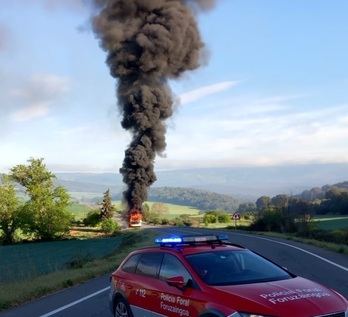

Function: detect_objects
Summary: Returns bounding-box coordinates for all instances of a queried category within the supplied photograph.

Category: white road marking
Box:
[39,286,110,317]
[243,234,348,272]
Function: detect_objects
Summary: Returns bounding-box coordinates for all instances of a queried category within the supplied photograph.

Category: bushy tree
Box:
[143,202,169,224]
[288,197,311,218]
[256,196,271,210]
[0,175,24,244]
[9,158,72,240]
[142,203,150,213]
[151,202,168,218]
[321,189,348,215]
[270,194,290,208]
[100,189,115,220]
[203,210,231,225]
[250,206,296,233]
[203,211,217,224]
[238,202,256,213]
[83,210,101,227]
[217,212,231,223]
[100,218,120,234]
[142,203,150,221]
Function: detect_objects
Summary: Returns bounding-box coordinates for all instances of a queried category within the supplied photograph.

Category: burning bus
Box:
[128,198,143,227]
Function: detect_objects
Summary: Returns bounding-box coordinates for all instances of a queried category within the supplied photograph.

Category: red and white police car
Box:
[109,234,348,317]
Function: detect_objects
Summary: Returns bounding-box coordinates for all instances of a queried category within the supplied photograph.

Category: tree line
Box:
[238,183,348,217]
[236,189,348,245]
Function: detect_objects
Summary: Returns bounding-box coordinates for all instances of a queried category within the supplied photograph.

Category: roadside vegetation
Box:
[241,193,348,248]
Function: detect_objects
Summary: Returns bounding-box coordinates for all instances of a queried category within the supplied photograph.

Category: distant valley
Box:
[55,163,348,202]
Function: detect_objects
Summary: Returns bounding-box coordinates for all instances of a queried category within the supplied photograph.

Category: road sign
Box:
[232,212,240,220]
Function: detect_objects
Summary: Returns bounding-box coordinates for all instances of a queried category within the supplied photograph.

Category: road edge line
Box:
[39,286,110,317]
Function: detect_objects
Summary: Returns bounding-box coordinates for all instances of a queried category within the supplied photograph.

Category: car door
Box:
[126,252,164,317]
[151,253,205,317]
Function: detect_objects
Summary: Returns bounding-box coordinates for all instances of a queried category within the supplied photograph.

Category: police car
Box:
[109,234,348,317]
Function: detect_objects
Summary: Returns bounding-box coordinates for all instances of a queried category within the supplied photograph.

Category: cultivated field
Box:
[0,231,157,310]
[314,215,348,230]
[0,236,123,283]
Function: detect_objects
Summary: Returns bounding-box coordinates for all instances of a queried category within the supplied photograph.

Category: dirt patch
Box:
[69,227,105,238]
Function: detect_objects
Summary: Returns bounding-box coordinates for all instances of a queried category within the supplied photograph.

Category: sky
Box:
[1,0,348,174]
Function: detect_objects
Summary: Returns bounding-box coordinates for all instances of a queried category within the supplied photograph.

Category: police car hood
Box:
[213,277,347,317]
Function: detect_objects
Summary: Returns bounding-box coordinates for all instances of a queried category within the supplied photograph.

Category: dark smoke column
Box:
[92,0,211,210]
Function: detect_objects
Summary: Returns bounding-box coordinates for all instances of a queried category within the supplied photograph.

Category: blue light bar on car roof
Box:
[155,236,183,244]
[155,234,229,244]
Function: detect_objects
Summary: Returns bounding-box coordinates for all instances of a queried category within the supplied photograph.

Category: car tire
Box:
[114,297,133,317]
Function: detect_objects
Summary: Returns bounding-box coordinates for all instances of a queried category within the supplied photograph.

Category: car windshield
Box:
[185,250,293,286]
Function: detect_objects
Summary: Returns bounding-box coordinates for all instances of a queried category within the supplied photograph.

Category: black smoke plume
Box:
[92,0,213,210]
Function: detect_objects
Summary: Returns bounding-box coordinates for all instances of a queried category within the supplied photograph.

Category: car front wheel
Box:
[114,297,133,317]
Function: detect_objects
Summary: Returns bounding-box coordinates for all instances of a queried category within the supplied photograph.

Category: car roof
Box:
[133,234,247,256]
[163,243,246,256]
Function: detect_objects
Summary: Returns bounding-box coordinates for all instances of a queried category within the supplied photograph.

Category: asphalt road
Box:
[1,227,347,317]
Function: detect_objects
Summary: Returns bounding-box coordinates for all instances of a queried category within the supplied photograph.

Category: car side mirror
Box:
[166,276,185,289]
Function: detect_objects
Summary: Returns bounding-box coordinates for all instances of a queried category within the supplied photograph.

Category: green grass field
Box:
[110,201,201,216]
[0,236,123,283]
[69,192,102,201]
[67,203,95,220]
[146,202,201,218]
[313,216,348,230]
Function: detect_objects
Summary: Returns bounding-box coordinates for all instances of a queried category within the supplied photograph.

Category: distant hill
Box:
[298,181,348,201]
[107,187,241,211]
[148,187,240,211]
[55,163,348,200]
[55,178,121,194]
